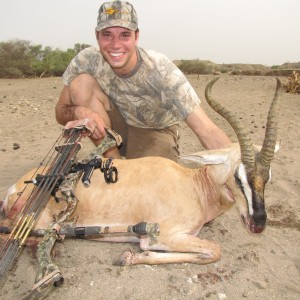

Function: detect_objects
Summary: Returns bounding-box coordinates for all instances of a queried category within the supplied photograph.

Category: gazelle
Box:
[1,78,281,269]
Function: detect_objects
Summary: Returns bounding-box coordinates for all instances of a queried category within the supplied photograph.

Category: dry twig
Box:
[284,71,300,94]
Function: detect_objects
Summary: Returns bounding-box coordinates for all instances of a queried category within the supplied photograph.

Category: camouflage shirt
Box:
[62,46,201,129]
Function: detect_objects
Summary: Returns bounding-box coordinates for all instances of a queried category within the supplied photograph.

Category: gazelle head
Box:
[205,78,282,234]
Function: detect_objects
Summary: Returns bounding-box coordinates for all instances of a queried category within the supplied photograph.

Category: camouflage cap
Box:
[96,1,138,31]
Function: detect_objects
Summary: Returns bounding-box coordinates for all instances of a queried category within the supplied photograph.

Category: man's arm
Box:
[185,106,231,149]
[55,85,77,125]
[55,84,109,143]
[55,84,121,158]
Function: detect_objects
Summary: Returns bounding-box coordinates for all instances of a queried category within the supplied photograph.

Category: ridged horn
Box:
[258,78,282,166]
[205,77,255,169]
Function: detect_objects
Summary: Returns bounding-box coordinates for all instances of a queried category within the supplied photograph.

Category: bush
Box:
[0,39,90,78]
[178,60,214,74]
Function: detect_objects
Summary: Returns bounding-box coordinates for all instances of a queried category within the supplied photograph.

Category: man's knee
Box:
[69,74,97,102]
[69,74,110,109]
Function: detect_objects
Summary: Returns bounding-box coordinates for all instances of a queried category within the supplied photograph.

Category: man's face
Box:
[96,27,139,76]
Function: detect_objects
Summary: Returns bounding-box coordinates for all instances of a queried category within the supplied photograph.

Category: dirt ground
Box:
[0,75,299,300]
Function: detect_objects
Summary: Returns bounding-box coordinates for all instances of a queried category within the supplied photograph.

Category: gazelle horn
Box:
[258,78,282,166]
[205,77,255,169]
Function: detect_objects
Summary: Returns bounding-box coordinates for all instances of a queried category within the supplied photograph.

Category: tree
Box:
[0,39,33,77]
[0,39,91,78]
[74,43,91,54]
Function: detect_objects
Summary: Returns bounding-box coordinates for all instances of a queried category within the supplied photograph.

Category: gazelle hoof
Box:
[114,250,135,266]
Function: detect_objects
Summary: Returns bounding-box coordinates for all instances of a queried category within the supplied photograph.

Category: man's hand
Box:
[64,118,96,136]
[72,106,107,142]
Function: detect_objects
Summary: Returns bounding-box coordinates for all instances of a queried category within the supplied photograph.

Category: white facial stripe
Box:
[237,164,253,215]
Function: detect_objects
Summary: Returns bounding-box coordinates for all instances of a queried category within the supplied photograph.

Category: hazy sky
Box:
[0,0,298,65]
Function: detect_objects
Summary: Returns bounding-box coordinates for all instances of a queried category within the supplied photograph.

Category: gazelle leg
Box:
[116,234,221,266]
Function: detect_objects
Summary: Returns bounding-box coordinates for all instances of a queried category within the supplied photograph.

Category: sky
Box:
[0,0,298,66]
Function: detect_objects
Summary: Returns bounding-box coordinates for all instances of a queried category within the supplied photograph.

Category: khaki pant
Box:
[107,104,180,162]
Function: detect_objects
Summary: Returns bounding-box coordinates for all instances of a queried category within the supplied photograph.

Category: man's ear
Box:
[95,31,101,47]
[135,30,139,44]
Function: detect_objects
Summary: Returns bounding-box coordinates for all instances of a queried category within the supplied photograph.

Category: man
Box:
[56,1,231,161]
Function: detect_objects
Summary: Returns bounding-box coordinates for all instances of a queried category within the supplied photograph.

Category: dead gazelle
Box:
[1,78,281,271]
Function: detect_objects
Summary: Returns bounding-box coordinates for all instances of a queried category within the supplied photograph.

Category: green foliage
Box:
[74,43,91,54]
[0,39,90,78]
[41,48,77,76]
[1,39,299,78]
[271,65,279,70]
[178,60,214,74]
[177,59,300,76]
[0,39,33,77]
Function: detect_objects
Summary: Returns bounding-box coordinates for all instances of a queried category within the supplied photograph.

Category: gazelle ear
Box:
[179,153,228,167]
[253,140,281,153]
[274,140,281,153]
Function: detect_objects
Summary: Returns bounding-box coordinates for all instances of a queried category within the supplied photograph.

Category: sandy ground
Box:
[0,75,299,300]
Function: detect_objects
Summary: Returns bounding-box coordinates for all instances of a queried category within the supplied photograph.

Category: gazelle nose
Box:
[252,209,267,232]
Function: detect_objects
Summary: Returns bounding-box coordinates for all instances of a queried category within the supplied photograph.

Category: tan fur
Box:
[3,144,255,265]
